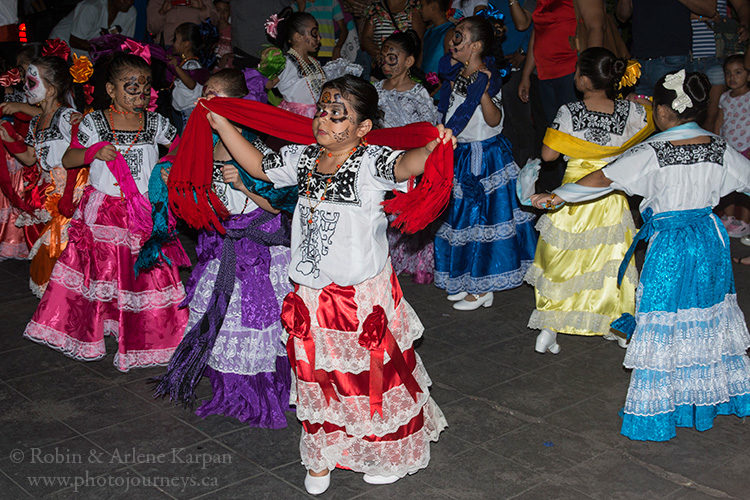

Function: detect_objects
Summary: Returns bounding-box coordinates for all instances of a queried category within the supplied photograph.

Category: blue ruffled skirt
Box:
[621,208,750,441]
[434,135,538,294]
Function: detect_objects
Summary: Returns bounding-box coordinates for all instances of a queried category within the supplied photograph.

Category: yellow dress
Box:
[525,102,654,336]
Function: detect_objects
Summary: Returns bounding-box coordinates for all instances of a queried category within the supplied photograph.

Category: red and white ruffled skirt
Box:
[283,261,447,477]
[24,187,188,372]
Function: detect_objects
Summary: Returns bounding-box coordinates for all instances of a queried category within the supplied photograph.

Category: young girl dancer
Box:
[1,56,89,297]
[205,75,448,494]
[156,69,297,428]
[532,70,750,441]
[376,30,439,284]
[434,15,537,311]
[267,9,361,118]
[526,48,652,354]
[24,54,189,372]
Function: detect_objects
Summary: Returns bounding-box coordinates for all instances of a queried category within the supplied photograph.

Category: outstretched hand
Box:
[425,124,457,153]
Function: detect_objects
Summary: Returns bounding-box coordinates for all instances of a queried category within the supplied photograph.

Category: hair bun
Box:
[684,72,710,106]
[611,58,627,81]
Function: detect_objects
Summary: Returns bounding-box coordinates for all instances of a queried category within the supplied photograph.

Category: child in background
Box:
[205,75,448,494]
[420,0,454,78]
[526,47,650,355]
[213,0,233,71]
[294,0,348,63]
[375,30,439,283]
[716,54,750,243]
[156,69,297,427]
[434,15,537,311]
[170,22,206,132]
[24,54,188,372]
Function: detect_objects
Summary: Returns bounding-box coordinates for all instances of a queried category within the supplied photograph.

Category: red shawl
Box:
[168,98,453,234]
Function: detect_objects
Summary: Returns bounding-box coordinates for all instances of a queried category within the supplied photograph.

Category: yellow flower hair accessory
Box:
[618,60,641,90]
[69,54,93,84]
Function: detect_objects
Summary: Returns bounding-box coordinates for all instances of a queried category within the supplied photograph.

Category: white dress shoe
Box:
[447,291,468,301]
[603,332,628,348]
[742,234,750,246]
[304,471,331,495]
[453,292,494,311]
[535,328,560,354]
[363,474,400,485]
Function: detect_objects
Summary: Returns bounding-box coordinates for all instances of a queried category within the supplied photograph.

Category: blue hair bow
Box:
[476,2,504,21]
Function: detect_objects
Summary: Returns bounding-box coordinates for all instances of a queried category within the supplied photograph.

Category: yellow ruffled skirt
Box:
[524,159,638,336]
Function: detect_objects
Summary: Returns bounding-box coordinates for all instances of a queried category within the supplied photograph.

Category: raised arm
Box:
[509,0,533,31]
[206,110,270,182]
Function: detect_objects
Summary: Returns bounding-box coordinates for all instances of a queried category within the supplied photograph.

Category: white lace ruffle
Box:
[322,58,363,79]
[50,261,186,312]
[524,258,638,302]
[624,293,750,371]
[0,241,28,261]
[436,209,535,246]
[478,162,519,194]
[535,209,636,251]
[89,224,142,254]
[24,320,106,360]
[83,189,105,224]
[29,277,47,299]
[15,208,51,227]
[527,308,618,336]
[434,260,531,293]
[624,356,750,416]
[300,397,447,476]
[113,346,176,373]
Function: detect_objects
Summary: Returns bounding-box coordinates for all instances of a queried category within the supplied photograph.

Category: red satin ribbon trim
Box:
[281,292,340,405]
[390,265,403,308]
[360,306,422,417]
[301,409,425,442]
[316,282,359,332]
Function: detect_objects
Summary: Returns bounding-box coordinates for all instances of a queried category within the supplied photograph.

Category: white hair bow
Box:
[663,69,693,113]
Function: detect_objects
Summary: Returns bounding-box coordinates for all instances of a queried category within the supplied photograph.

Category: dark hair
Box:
[653,71,711,123]
[272,8,316,51]
[16,43,42,67]
[723,54,746,71]
[174,22,209,59]
[423,0,452,13]
[321,75,381,125]
[577,47,627,99]
[31,55,73,107]
[209,68,249,98]
[105,52,151,85]
[383,29,422,61]
[459,16,505,66]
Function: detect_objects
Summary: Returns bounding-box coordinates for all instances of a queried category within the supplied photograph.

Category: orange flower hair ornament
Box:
[69,54,94,83]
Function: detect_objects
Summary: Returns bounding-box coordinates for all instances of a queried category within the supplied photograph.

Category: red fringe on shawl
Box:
[168,98,453,234]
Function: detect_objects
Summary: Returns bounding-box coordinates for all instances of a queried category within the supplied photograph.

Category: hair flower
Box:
[426,72,439,86]
[41,38,71,61]
[69,54,94,83]
[618,60,641,90]
[0,68,22,87]
[265,14,280,38]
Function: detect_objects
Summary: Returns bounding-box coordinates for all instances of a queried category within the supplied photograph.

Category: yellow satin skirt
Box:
[524,159,638,336]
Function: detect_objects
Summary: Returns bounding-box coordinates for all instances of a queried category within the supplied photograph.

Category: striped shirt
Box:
[366,0,420,49]
[295,0,344,58]
[691,0,727,57]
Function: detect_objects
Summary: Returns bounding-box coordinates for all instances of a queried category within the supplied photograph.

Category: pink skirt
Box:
[24,187,189,372]
[0,151,28,260]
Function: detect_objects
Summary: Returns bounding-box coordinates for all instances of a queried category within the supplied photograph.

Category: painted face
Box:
[295,20,321,54]
[724,61,749,91]
[380,41,411,78]
[108,69,152,112]
[313,89,359,146]
[24,64,47,105]
[449,23,473,63]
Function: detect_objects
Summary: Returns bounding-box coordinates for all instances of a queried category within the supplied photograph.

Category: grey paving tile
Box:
[481,422,611,475]
[7,365,114,402]
[438,397,527,445]
[415,446,538,499]
[130,440,262,499]
[0,296,38,354]
[426,352,524,395]
[355,475,455,499]
[544,397,630,449]
[192,472,308,499]
[1,435,117,497]
[0,468,33,498]
[510,482,595,499]
[412,336,467,367]
[52,385,161,434]
[43,466,174,499]
[215,412,301,470]
[85,413,209,458]
[275,462,372,500]
[0,344,77,381]
[477,373,593,420]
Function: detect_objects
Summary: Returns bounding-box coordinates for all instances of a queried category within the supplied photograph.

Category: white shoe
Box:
[363,474,400,485]
[453,292,494,311]
[535,329,560,354]
[742,235,750,247]
[447,291,468,301]
[304,471,331,495]
[603,332,628,348]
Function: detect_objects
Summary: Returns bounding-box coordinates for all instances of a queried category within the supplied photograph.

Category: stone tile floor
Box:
[1,237,750,499]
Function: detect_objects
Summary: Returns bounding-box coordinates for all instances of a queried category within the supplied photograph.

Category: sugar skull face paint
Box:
[449,24,473,63]
[313,89,360,146]
[107,68,152,112]
[380,41,410,78]
[24,64,47,105]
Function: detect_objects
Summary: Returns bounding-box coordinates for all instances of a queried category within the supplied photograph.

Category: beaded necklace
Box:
[107,105,144,156]
[287,48,325,102]
[303,142,362,224]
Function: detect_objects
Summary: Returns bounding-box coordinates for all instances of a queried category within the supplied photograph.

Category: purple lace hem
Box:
[195,357,293,429]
